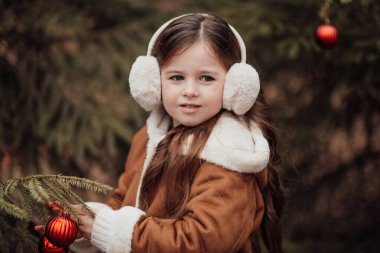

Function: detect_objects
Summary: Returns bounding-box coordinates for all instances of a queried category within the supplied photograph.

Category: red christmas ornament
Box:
[38,236,68,253]
[315,24,339,48]
[45,213,78,248]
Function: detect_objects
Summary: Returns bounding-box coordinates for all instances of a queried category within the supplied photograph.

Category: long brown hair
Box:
[248,94,284,253]
[139,13,283,253]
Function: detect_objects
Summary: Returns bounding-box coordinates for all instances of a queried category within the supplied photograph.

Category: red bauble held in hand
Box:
[45,213,78,248]
[315,24,339,48]
[38,236,68,253]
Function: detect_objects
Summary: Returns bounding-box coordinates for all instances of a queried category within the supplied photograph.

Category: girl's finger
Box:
[48,201,64,210]
[71,204,87,215]
[71,204,94,217]
[48,201,65,214]
[34,225,44,232]
[76,230,83,239]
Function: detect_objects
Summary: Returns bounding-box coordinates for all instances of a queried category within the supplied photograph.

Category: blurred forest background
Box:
[0,0,379,252]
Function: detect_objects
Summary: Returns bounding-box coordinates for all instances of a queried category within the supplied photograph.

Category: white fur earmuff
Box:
[129,56,161,111]
[129,13,260,115]
[223,63,260,115]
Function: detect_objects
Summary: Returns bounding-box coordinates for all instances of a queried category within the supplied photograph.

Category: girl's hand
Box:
[34,201,96,240]
[70,204,95,240]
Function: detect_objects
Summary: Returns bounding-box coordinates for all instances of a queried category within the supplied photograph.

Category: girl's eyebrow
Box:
[162,70,184,74]
[199,70,220,75]
[163,69,221,75]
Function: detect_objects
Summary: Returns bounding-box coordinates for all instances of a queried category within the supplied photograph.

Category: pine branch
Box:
[0,174,113,251]
[56,178,96,217]
[3,178,19,196]
[0,198,29,221]
[18,184,35,220]
[39,178,84,218]
[0,174,112,220]
[28,179,50,204]
[1,175,113,194]
[35,203,50,225]
[55,175,114,195]
[0,216,38,253]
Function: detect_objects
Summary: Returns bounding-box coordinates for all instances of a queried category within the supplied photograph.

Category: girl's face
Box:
[161,40,227,127]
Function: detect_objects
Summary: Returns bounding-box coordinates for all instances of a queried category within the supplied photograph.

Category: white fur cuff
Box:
[86,202,112,213]
[91,206,146,253]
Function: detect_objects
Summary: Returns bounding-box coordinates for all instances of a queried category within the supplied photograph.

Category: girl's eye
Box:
[200,75,215,82]
[170,75,184,81]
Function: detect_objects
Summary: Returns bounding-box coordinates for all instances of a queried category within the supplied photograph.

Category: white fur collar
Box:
[197,113,270,173]
[146,106,270,173]
[135,106,269,207]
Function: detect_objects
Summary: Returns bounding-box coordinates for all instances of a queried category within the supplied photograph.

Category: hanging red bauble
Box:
[38,236,68,253]
[315,24,339,48]
[45,213,78,248]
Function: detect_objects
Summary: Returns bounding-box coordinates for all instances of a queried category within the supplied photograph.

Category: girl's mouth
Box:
[180,104,201,113]
[180,104,201,108]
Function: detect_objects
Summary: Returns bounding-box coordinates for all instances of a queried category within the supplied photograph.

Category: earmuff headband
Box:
[129,13,260,115]
[146,13,247,63]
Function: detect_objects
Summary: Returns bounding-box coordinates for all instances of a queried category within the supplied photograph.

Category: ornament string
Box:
[319,0,332,24]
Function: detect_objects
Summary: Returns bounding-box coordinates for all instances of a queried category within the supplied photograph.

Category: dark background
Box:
[1,0,379,252]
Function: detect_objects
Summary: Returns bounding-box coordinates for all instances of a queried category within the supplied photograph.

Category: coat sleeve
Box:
[91,162,264,253]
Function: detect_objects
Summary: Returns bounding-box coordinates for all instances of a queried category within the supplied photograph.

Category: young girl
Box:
[40,13,284,253]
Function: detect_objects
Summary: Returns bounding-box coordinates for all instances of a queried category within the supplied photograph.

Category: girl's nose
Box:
[182,80,199,97]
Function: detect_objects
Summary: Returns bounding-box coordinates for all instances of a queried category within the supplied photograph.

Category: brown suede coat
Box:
[107,126,268,253]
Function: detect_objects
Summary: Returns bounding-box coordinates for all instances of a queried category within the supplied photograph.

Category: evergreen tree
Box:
[0,0,157,177]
